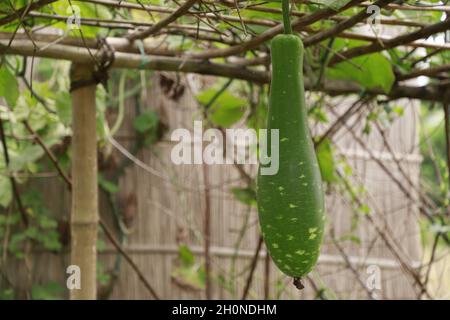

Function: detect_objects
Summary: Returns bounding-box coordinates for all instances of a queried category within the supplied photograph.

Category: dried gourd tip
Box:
[293,277,304,290]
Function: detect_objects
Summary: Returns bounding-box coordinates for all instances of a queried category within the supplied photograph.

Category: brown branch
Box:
[398,63,450,81]
[18,65,56,114]
[328,31,450,51]
[127,0,199,41]
[264,250,270,299]
[23,121,72,189]
[78,0,231,37]
[332,103,448,249]
[329,104,437,214]
[303,0,393,47]
[260,30,449,66]
[315,95,371,147]
[14,0,427,35]
[23,118,161,299]
[328,107,430,297]
[0,118,29,226]
[4,0,38,52]
[330,229,378,299]
[0,0,57,26]
[336,170,431,298]
[189,0,364,59]
[331,102,450,290]
[78,0,195,15]
[372,120,439,213]
[305,275,327,299]
[99,220,160,299]
[241,235,263,300]
[215,0,428,29]
[330,18,450,65]
[419,232,440,299]
[411,49,443,67]
[77,0,275,30]
[27,11,212,33]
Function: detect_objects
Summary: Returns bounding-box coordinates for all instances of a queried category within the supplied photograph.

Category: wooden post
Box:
[69,63,98,300]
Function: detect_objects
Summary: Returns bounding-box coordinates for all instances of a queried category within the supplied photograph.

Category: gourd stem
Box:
[282,0,293,34]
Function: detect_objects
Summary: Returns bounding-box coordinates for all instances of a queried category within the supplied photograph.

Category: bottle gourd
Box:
[257,33,325,280]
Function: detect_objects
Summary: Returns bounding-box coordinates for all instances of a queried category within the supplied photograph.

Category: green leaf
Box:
[392,105,404,117]
[98,272,111,285]
[133,110,160,145]
[98,175,119,193]
[231,187,257,206]
[55,91,72,126]
[9,145,45,172]
[0,288,14,300]
[38,215,58,229]
[133,110,159,133]
[0,65,19,106]
[358,204,371,215]
[197,88,246,127]
[247,89,268,131]
[216,274,235,295]
[179,244,195,267]
[31,282,64,300]
[328,53,395,93]
[8,232,27,257]
[327,40,395,93]
[171,244,206,290]
[316,138,336,183]
[40,230,61,251]
[340,234,361,245]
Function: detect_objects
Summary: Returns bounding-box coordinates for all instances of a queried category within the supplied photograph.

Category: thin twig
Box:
[21,122,161,299]
[398,63,450,81]
[264,250,270,299]
[189,0,364,59]
[127,0,199,41]
[0,117,29,226]
[330,18,450,65]
[241,235,263,300]
[330,229,377,299]
[100,220,161,299]
[0,0,57,26]
[303,0,392,47]
[419,232,440,298]
[23,121,71,189]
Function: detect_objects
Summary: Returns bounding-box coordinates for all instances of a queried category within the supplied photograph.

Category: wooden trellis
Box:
[0,0,449,300]
[0,0,449,102]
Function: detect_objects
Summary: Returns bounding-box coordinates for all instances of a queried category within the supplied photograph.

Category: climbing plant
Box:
[0,0,448,300]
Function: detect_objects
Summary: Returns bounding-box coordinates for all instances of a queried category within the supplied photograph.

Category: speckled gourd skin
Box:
[257,34,325,277]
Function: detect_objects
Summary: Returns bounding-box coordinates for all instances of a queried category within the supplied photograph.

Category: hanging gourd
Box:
[257,0,325,288]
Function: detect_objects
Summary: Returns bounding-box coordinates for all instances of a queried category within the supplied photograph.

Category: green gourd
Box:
[257,33,325,282]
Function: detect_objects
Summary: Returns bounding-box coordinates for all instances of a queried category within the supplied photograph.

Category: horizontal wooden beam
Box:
[97,244,422,269]
[1,38,449,103]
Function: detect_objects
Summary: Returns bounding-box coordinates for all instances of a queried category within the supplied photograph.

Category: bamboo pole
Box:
[70,63,99,300]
